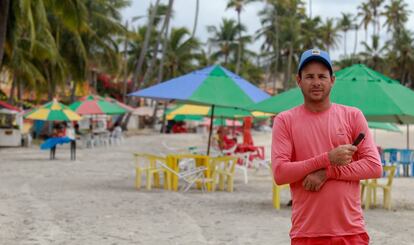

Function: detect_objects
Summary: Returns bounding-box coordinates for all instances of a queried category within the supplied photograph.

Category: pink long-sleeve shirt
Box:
[271,103,382,239]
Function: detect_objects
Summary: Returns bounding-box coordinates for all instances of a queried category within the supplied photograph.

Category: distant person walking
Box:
[66,122,76,160]
[271,48,382,244]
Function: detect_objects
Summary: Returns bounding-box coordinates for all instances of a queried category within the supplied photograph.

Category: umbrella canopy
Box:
[24,99,82,121]
[368,122,402,132]
[165,104,251,120]
[249,64,414,124]
[104,97,134,112]
[129,65,269,108]
[69,95,127,115]
[0,100,21,112]
[129,65,269,154]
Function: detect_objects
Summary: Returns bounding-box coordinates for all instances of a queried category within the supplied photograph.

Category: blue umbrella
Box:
[129,65,269,154]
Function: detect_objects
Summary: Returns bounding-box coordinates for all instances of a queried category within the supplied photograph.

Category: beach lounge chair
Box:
[235,152,250,184]
[361,165,396,210]
[134,153,171,190]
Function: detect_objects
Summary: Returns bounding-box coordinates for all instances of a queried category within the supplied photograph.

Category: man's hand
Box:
[328,144,357,166]
[302,169,327,192]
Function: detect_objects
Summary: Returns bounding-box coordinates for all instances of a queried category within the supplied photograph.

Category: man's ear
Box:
[331,75,335,85]
[296,74,302,88]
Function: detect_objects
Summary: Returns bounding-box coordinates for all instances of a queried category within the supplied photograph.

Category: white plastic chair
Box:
[110,127,124,145]
[158,161,207,192]
[235,153,250,184]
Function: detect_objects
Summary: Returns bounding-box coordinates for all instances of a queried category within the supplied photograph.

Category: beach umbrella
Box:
[24,99,82,121]
[249,64,414,124]
[368,122,402,133]
[69,95,127,115]
[104,97,134,112]
[129,65,270,154]
[0,101,21,113]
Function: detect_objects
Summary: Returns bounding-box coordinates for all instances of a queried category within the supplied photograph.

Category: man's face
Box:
[296,61,335,104]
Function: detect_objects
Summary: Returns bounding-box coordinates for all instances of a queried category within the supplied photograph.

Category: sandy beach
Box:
[1,131,414,245]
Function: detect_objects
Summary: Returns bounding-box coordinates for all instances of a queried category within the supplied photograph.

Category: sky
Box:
[121,0,414,60]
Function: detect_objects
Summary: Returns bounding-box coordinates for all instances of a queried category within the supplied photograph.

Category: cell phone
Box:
[352,133,365,146]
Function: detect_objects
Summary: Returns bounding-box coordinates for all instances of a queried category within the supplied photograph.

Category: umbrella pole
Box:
[207,105,215,156]
[407,124,410,149]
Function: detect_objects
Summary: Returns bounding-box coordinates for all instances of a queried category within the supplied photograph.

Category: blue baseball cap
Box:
[297,48,333,75]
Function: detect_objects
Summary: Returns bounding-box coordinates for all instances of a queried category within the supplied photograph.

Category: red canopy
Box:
[0,101,21,112]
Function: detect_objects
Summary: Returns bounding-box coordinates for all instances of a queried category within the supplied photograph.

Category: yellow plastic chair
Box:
[133,153,171,191]
[194,157,222,192]
[269,167,289,210]
[361,165,396,210]
[215,156,238,192]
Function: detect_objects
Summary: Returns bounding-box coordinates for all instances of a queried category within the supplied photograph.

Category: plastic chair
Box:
[361,165,396,210]
[235,153,250,184]
[214,156,238,192]
[194,157,227,192]
[397,149,413,177]
[269,166,290,210]
[134,153,171,190]
[110,127,124,145]
[160,158,207,192]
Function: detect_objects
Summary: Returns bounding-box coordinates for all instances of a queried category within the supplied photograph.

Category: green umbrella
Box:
[368,122,402,132]
[249,64,414,124]
[69,95,127,115]
[24,99,82,121]
[130,65,270,154]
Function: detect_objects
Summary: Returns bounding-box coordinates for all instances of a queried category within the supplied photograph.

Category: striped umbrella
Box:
[104,97,134,112]
[69,95,127,115]
[24,99,82,121]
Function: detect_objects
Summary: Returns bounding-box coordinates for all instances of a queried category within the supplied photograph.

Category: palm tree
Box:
[0,0,10,68]
[130,0,160,104]
[164,28,200,80]
[140,0,174,89]
[192,0,199,37]
[319,17,340,54]
[321,18,340,53]
[226,0,255,74]
[369,0,384,36]
[382,0,410,38]
[357,2,373,43]
[360,35,387,70]
[338,12,353,57]
[300,16,322,50]
[207,18,243,66]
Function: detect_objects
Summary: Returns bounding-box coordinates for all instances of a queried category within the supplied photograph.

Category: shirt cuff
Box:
[314,152,331,169]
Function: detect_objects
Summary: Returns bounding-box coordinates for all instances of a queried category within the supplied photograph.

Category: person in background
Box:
[66,122,76,160]
[272,48,382,244]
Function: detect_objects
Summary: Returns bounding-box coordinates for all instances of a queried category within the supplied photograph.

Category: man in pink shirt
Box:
[271,48,382,244]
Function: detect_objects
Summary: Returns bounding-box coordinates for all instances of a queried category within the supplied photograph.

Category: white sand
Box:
[1,132,414,245]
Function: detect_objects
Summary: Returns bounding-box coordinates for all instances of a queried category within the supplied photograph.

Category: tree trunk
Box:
[129,0,161,105]
[7,73,16,104]
[191,0,199,38]
[152,0,174,129]
[285,42,293,89]
[343,31,347,57]
[0,0,10,68]
[17,78,22,107]
[122,21,129,103]
[353,26,358,57]
[141,0,173,89]
[272,8,279,94]
[235,11,242,75]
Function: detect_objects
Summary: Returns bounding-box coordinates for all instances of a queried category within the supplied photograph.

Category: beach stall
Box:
[0,101,22,146]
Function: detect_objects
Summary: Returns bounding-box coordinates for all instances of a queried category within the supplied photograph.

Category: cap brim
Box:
[298,56,333,74]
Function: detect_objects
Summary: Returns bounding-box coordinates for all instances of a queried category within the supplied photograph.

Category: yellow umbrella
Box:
[25,99,82,121]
